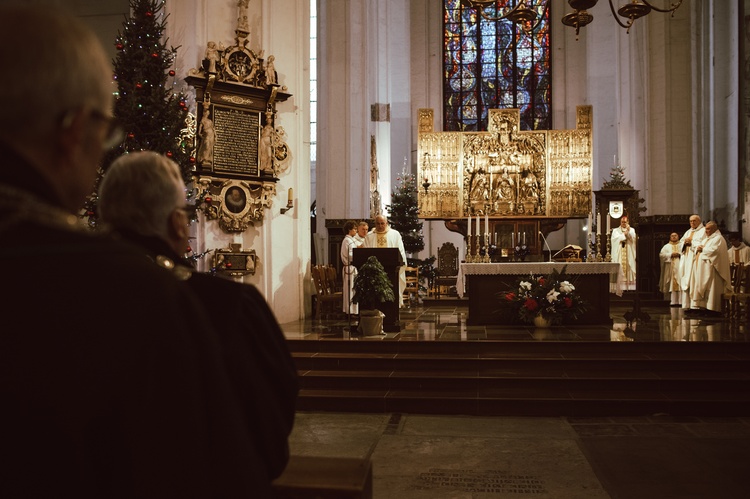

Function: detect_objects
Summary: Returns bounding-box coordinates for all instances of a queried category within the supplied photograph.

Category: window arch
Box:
[444,0,551,132]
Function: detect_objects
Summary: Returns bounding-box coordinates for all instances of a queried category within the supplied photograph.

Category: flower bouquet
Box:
[498,266,588,325]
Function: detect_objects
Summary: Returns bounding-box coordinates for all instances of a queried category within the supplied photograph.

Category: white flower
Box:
[546,289,560,303]
[559,281,575,293]
[519,281,532,291]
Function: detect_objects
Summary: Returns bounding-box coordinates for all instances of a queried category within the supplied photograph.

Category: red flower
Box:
[538,277,546,285]
[505,292,516,301]
[564,297,573,308]
[523,298,538,311]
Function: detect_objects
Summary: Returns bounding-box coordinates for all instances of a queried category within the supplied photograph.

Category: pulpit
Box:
[353,248,403,332]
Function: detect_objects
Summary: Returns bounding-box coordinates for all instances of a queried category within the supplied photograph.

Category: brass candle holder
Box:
[604,232,612,262]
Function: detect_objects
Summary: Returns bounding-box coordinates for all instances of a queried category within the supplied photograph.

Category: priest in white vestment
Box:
[611,216,637,291]
[689,221,732,315]
[353,221,369,246]
[364,214,407,307]
[679,214,706,309]
[340,220,360,314]
[659,232,683,306]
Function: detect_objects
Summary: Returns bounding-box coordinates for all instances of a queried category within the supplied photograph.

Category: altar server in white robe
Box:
[679,214,706,309]
[659,232,683,306]
[364,214,407,307]
[727,233,750,265]
[690,221,732,315]
[340,220,360,314]
[727,232,750,292]
[611,216,637,291]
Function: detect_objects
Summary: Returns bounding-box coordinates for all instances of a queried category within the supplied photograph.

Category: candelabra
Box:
[465,235,476,263]
[481,234,491,263]
[604,236,612,262]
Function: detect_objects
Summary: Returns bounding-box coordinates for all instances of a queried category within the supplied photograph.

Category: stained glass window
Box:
[444,0,550,132]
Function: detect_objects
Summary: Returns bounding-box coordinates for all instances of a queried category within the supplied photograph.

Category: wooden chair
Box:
[403,266,419,306]
[724,263,750,324]
[311,264,343,319]
[325,264,342,293]
[434,242,459,298]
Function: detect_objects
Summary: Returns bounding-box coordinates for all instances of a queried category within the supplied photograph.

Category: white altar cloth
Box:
[457,262,623,298]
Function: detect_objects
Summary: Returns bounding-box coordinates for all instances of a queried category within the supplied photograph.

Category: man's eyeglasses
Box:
[89,109,125,150]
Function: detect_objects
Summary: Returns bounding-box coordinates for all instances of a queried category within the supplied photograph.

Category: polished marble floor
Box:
[280,301,749,343]
[281,301,750,498]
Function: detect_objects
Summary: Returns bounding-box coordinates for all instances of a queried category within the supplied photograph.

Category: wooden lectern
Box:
[352,248,403,332]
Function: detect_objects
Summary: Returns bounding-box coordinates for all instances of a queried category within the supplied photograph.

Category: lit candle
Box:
[588,212,592,234]
[606,213,610,235]
[287,187,293,205]
[523,232,526,245]
[494,232,497,245]
[484,214,488,238]
[476,216,480,237]
[512,232,515,247]
[467,216,471,237]
[597,212,601,237]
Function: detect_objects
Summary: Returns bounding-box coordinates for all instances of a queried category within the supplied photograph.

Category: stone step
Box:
[288,339,750,416]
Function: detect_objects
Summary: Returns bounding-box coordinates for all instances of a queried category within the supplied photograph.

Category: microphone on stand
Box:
[539,231,552,262]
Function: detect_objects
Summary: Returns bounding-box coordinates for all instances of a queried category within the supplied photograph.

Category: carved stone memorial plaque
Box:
[206,103,260,177]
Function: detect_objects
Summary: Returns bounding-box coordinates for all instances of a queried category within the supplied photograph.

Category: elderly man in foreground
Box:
[688,221,732,317]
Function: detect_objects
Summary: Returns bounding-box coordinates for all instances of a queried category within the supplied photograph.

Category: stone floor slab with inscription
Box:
[289,412,608,498]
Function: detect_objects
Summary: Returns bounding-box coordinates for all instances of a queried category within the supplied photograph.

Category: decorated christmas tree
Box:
[82,0,193,226]
[602,163,633,189]
[386,171,424,254]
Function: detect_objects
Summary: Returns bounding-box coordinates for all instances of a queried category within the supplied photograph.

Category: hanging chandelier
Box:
[462,0,684,37]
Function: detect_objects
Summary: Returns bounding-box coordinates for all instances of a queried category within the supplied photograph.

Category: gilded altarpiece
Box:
[417,106,593,220]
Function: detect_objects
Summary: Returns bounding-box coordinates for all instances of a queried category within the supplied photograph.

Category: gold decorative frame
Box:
[213,243,258,276]
[417,106,593,220]
[197,177,276,232]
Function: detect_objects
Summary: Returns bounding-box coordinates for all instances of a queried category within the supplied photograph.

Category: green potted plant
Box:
[352,256,396,336]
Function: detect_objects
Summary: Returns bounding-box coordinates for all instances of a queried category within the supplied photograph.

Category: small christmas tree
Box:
[82,0,193,227]
[602,163,633,189]
[386,171,424,254]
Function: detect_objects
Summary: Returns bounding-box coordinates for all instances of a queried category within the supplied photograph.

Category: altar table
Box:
[457,262,621,326]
